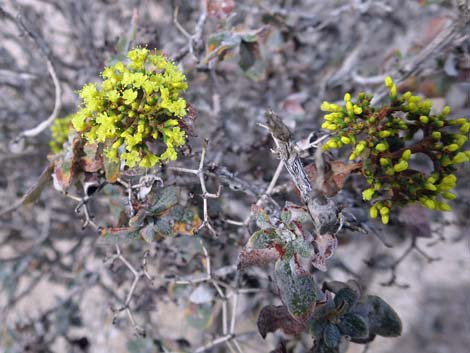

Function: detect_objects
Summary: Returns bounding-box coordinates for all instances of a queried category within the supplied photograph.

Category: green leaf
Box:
[283,202,311,223]
[247,229,278,249]
[292,238,315,258]
[323,323,341,348]
[275,258,317,319]
[154,215,175,237]
[334,287,359,312]
[308,298,336,338]
[129,209,148,228]
[309,317,328,339]
[127,337,157,353]
[252,205,273,230]
[359,295,402,337]
[238,40,266,81]
[103,155,120,183]
[140,222,155,243]
[337,313,369,339]
[207,31,242,56]
[80,143,102,172]
[150,186,180,214]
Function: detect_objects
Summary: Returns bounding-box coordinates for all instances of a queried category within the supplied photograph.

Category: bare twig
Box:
[169,139,221,235]
[10,11,62,139]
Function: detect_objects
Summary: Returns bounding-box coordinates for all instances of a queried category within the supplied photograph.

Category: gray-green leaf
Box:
[323,323,341,348]
[337,313,369,339]
[275,258,317,319]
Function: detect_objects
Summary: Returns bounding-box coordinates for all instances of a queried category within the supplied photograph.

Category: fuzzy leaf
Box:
[308,297,337,338]
[154,215,175,237]
[334,288,359,312]
[257,305,305,339]
[323,323,341,348]
[238,248,280,270]
[337,313,369,339]
[355,295,402,337]
[103,155,120,183]
[51,137,81,192]
[247,229,278,249]
[281,202,311,224]
[207,31,241,56]
[252,205,273,230]
[140,222,155,243]
[114,10,138,61]
[292,239,315,258]
[172,206,202,236]
[275,258,317,319]
[150,186,180,214]
[80,143,102,172]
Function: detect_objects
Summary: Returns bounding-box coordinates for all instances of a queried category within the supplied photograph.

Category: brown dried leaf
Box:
[238,248,280,270]
[304,161,361,197]
[173,208,202,236]
[51,137,81,192]
[312,233,338,272]
[257,305,305,339]
[80,143,103,172]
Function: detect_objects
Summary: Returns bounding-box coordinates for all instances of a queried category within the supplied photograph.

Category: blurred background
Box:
[0,0,469,352]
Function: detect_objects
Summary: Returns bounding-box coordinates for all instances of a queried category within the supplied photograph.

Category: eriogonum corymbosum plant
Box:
[71,48,188,168]
[321,76,470,224]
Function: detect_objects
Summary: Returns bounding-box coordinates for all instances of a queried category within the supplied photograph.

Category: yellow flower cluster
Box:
[71,48,188,168]
[321,76,470,224]
[49,114,74,153]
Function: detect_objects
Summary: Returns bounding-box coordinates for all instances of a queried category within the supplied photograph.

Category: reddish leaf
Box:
[51,137,81,192]
[329,160,362,191]
[257,305,305,339]
[206,0,235,19]
[80,143,103,172]
[238,248,280,270]
[304,160,361,197]
[178,103,198,137]
[312,233,338,272]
